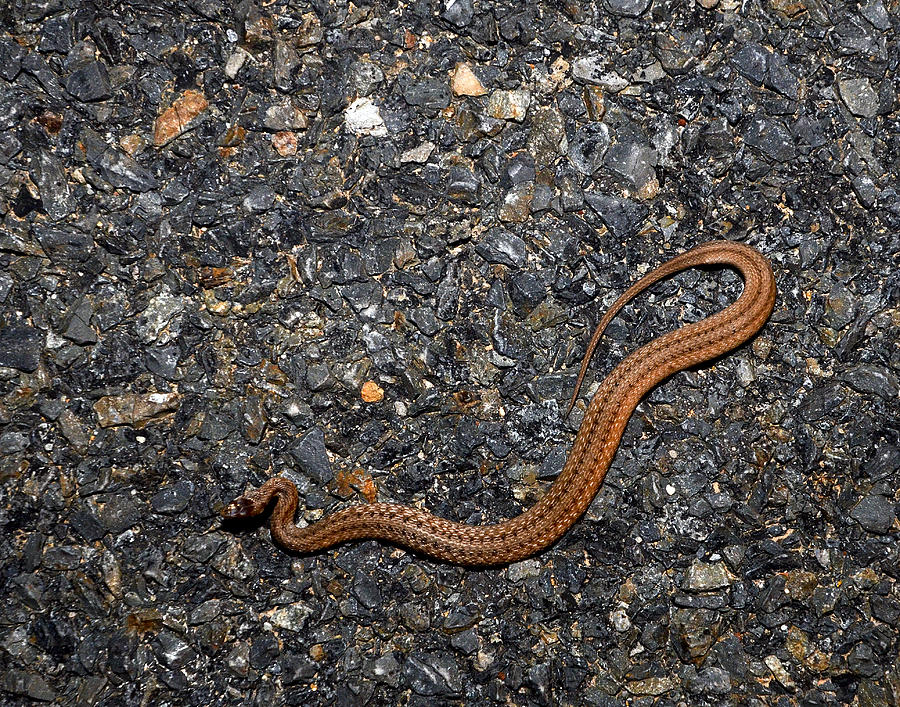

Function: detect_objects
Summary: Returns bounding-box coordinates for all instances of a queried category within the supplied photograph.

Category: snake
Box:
[221,240,776,565]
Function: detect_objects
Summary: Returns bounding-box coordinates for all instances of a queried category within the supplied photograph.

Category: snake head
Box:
[220,496,259,520]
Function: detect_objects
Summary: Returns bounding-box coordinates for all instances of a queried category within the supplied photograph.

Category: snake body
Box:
[221,240,776,565]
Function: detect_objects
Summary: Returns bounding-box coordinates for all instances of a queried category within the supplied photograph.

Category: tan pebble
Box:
[361,381,384,402]
[153,89,209,146]
[119,134,145,156]
[452,63,487,97]
[272,131,297,155]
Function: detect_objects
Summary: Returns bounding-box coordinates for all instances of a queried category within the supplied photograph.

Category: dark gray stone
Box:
[654,28,708,74]
[408,306,442,335]
[22,52,67,100]
[1,430,29,453]
[352,575,383,609]
[844,364,899,400]
[98,493,140,534]
[443,605,479,632]
[447,165,480,204]
[604,0,651,16]
[766,52,799,99]
[66,61,111,101]
[584,192,649,239]
[688,666,732,695]
[372,654,402,686]
[145,345,181,380]
[850,494,896,534]
[503,153,535,187]
[441,0,474,27]
[63,298,97,344]
[733,44,768,85]
[243,185,276,213]
[249,632,280,670]
[402,651,462,696]
[0,325,43,372]
[341,279,385,322]
[475,228,526,268]
[32,151,71,221]
[744,118,797,162]
[68,510,106,542]
[568,123,610,176]
[4,670,56,702]
[154,631,197,670]
[36,227,94,263]
[281,652,317,684]
[508,271,544,316]
[306,362,333,391]
[0,37,25,81]
[403,79,451,113]
[98,147,159,192]
[860,0,891,29]
[605,138,658,190]
[290,427,334,483]
[151,481,195,514]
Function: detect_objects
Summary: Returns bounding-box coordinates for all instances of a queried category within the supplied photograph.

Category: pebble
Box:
[0,324,43,372]
[475,228,527,268]
[850,494,896,534]
[93,392,180,427]
[487,90,531,122]
[153,89,209,146]
[345,98,388,137]
[65,60,111,102]
[451,63,487,96]
[151,481,194,514]
[289,427,334,484]
[683,560,732,591]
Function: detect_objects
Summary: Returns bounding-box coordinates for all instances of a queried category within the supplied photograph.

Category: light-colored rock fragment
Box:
[94,392,180,428]
[345,97,388,137]
[487,90,531,122]
[451,63,487,96]
[400,141,435,163]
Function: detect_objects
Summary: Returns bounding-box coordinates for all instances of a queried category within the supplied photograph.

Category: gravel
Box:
[1,0,898,705]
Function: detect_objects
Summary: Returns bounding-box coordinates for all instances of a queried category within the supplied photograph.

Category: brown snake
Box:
[221,240,776,565]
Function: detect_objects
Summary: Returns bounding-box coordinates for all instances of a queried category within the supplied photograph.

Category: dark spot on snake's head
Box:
[220,497,257,520]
